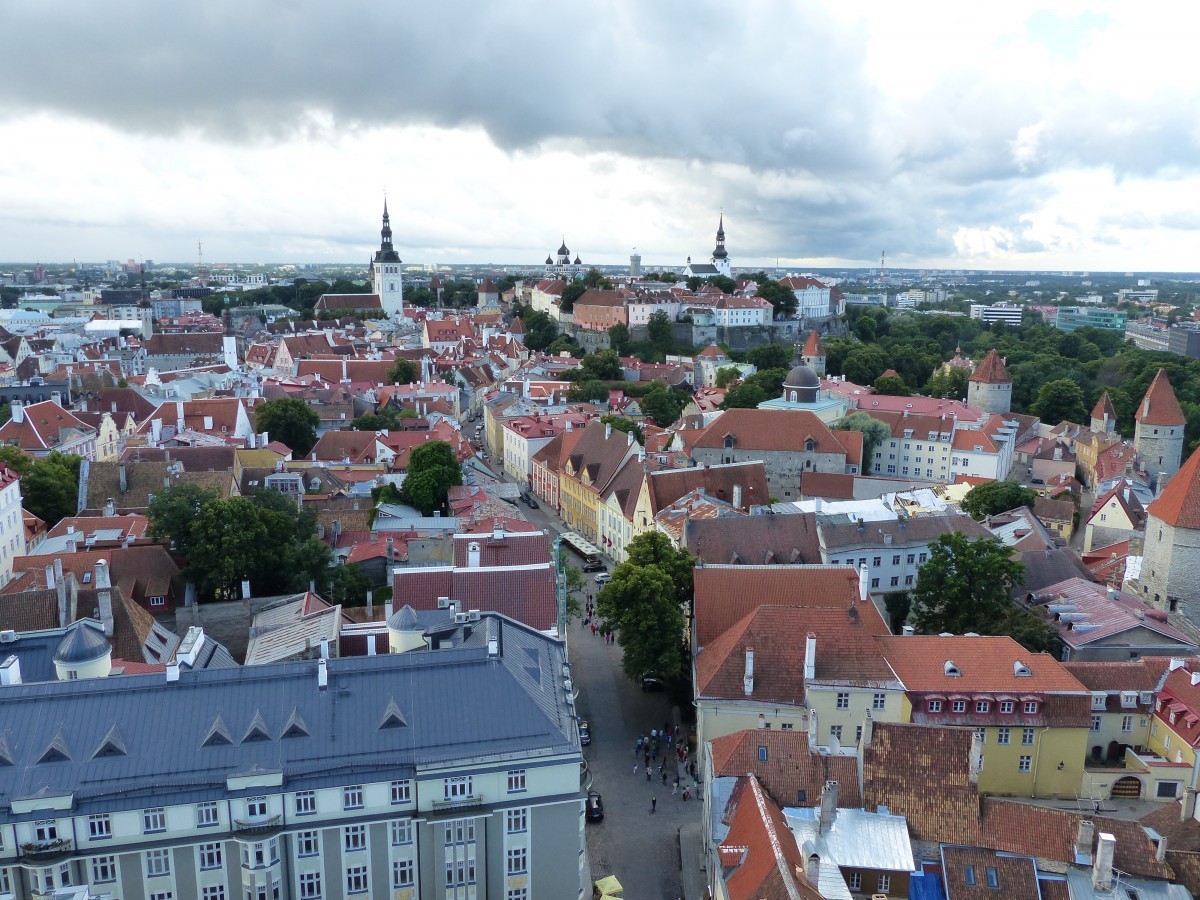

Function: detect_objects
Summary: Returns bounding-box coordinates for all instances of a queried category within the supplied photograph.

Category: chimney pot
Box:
[1093,832,1116,892]
[743,647,755,696]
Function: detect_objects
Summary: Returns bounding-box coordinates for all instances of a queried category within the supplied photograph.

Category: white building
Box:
[780,276,834,320]
[370,201,404,316]
[0,463,23,586]
[969,303,1024,325]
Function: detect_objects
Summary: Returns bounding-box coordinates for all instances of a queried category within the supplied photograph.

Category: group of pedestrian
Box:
[633,723,697,809]
[581,596,616,644]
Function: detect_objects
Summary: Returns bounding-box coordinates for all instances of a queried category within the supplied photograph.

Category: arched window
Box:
[804,438,815,452]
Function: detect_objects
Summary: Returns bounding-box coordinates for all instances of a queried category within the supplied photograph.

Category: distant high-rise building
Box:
[629,251,642,278]
[371,200,404,316]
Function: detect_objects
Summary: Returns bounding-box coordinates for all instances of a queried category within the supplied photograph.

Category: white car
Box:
[594,572,612,584]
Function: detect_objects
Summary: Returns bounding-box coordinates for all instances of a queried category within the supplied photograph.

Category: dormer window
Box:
[804,438,815,452]
[1092,693,1107,710]
[1024,701,1038,714]
[944,661,961,677]
[951,700,967,713]
[723,434,735,449]
[928,699,942,713]
[1121,692,1137,708]
[1014,661,1032,677]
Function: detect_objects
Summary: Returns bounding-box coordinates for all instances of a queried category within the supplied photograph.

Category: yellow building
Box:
[557,421,638,544]
[879,635,1092,799]
[1147,663,1200,768]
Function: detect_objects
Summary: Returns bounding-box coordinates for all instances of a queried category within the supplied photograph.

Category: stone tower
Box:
[1134,444,1200,619]
[1090,392,1117,435]
[966,349,1011,414]
[801,330,826,376]
[370,199,404,316]
[1134,368,1186,487]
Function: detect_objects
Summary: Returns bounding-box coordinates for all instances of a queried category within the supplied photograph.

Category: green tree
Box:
[567,379,610,403]
[756,280,797,318]
[743,368,788,398]
[883,592,912,633]
[721,382,768,409]
[640,384,688,427]
[21,452,83,527]
[398,440,462,515]
[254,397,320,457]
[647,310,674,350]
[715,366,741,388]
[0,445,33,476]
[961,481,1038,520]
[580,349,624,381]
[855,316,877,342]
[328,563,372,606]
[910,533,1025,637]
[608,322,631,355]
[1031,378,1088,425]
[747,344,793,371]
[925,366,971,400]
[600,414,644,444]
[842,346,891,385]
[560,281,587,313]
[562,564,585,620]
[521,310,559,351]
[835,412,892,462]
[623,531,696,609]
[873,374,910,396]
[597,565,685,681]
[186,496,270,600]
[583,268,614,289]
[384,357,419,386]
[148,483,222,557]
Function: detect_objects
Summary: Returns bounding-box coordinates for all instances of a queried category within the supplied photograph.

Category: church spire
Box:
[711,213,728,261]
[380,199,394,254]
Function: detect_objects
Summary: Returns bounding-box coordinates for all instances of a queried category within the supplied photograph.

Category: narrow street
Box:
[496,481,701,898]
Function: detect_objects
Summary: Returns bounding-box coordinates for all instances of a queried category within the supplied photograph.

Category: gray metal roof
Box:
[52,621,110,665]
[0,614,577,821]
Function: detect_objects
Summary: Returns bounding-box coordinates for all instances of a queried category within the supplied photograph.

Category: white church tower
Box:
[371,200,404,316]
[711,214,731,278]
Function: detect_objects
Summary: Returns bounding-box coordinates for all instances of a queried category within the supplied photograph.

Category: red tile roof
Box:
[1135,368,1185,426]
[452,530,550,567]
[692,408,856,457]
[708,728,860,809]
[392,564,556,631]
[1091,391,1117,423]
[1147,444,1200,529]
[878,635,1088,693]
[968,349,1010,384]
[801,330,825,357]
[719,776,822,900]
[693,565,860,646]
[940,846,1039,900]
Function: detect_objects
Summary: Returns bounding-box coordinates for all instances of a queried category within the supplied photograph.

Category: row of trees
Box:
[0,447,82,527]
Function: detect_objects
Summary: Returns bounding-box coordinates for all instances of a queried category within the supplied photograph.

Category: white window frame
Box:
[298,872,322,900]
[390,780,412,804]
[143,808,166,834]
[91,855,117,883]
[295,791,316,816]
[507,846,528,875]
[1018,755,1032,773]
[145,848,171,877]
[297,831,320,858]
[346,865,369,895]
[444,776,472,800]
[88,814,112,840]
[392,858,415,889]
[344,824,367,852]
[506,807,528,834]
[196,801,220,828]
[199,842,222,870]
[343,785,364,810]
[507,769,527,793]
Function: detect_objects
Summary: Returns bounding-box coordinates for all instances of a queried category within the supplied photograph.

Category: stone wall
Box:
[690,446,846,501]
[1133,517,1200,625]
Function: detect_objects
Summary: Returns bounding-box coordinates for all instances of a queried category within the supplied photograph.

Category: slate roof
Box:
[709,729,860,810]
[693,564,860,646]
[1136,368,1185,426]
[968,349,1011,384]
[0,614,576,819]
[392,564,556,632]
[1148,445,1200,530]
[645,461,769,514]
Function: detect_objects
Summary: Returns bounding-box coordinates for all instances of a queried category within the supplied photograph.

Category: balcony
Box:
[232,814,284,837]
[19,838,73,862]
[431,793,483,812]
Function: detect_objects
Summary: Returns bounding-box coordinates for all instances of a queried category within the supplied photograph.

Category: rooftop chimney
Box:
[1182,788,1198,822]
[743,647,754,696]
[95,559,113,637]
[10,401,21,424]
[467,542,481,568]
[317,657,328,689]
[1093,832,1116,892]
[732,484,742,509]
[1075,819,1095,864]
[969,728,984,784]
[805,851,820,887]
[858,562,869,603]
[818,780,839,834]
[104,498,115,518]
[384,600,394,620]
[118,464,127,494]
[804,632,816,681]
[166,661,180,682]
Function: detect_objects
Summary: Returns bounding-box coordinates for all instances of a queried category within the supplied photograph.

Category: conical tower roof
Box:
[1148,444,1200,529]
[968,349,1011,384]
[1091,391,1116,423]
[1135,368,1185,426]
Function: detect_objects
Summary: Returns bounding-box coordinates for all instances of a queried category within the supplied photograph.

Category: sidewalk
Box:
[679,820,707,900]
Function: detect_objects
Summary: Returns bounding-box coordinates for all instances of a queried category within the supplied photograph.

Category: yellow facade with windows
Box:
[971,723,1088,798]
[1148,713,1197,768]
[559,465,601,543]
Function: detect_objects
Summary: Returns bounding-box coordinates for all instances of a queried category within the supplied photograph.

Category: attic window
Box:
[944,661,961,677]
[201,714,233,748]
[379,697,407,729]
[92,725,127,759]
[758,746,768,762]
[1014,661,1032,677]
[242,711,271,743]
[38,732,70,764]
[281,708,310,739]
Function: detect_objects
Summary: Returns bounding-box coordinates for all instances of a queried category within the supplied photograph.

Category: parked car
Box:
[586,790,604,822]
[594,572,612,584]
[640,673,665,692]
[578,720,591,745]
[581,560,605,573]
[525,496,539,509]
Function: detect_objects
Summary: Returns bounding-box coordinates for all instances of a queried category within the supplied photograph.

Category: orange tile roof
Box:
[1147,444,1200,529]
[693,564,860,646]
[1091,391,1117,423]
[719,776,821,900]
[1135,368,1185,426]
[708,728,860,809]
[878,635,1088,693]
[692,408,856,456]
[801,330,825,357]
[968,349,1011,384]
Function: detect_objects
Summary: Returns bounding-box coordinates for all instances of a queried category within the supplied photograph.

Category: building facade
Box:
[0,615,585,900]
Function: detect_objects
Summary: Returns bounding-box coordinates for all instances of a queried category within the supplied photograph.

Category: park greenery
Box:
[0,448,82,527]
[148,484,331,601]
[960,481,1038,520]
[595,532,695,686]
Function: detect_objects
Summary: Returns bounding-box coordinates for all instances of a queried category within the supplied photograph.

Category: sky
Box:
[2,1,1198,272]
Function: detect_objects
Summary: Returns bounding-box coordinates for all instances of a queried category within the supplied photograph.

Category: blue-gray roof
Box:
[0,614,577,820]
[52,621,110,665]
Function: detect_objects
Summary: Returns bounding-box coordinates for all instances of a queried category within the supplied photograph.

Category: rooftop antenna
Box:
[196,241,208,288]
[879,250,886,288]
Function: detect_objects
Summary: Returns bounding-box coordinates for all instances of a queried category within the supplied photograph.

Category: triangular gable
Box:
[379,697,407,729]
[92,724,127,759]
[242,710,271,743]
[201,713,233,748]
[38,730,70,764]
[281,707,310,739]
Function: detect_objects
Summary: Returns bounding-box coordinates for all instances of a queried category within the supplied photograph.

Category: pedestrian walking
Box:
[633,762,638,774]
[590,623,597,636]
[671,782,678,796]
[662,770,668,785]
[666,733,672,747]
[651,796,657,813]
[645,767,651,782]
[650,729,657,739]
[643,751,649,768]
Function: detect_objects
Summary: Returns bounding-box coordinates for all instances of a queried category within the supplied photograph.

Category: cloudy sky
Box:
[2,1,1197,271]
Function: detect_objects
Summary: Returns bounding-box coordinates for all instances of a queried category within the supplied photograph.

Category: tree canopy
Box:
[398,440,463,516]
[254,397,320,456]
[836,412,892,462]
[639,383,689,427]
[1031,378,1088,425]
[960,481,1038,520]
[747,343,793,371]
[384,357,419,386]
[909,532,1058,653]
[721,382,768,409]
[596,532,695,682]
[21,452,82,527]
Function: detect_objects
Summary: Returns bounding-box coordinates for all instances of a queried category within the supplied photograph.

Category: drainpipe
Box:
[1029,726,1052,798]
